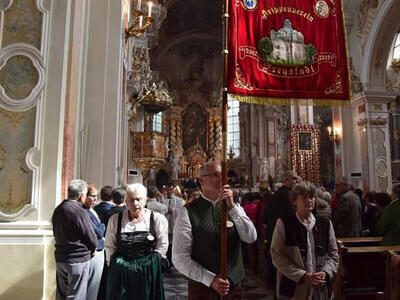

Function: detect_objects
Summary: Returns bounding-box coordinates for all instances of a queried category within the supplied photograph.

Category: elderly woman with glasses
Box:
[270,181,339,300]
[105,183,168,300]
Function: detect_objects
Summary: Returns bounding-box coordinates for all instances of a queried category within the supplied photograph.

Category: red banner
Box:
[228,0,350,105]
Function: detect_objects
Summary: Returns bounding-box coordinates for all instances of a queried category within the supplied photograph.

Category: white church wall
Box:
[0,0,71,298]
[78,0,124,187]
[0,0,125,299]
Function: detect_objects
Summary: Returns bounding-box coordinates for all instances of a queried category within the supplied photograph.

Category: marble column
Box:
[266,108,278,180]
[249,105,258,186]
[290,101,314,125]
[350,91,395,192]
[389,100,400,161]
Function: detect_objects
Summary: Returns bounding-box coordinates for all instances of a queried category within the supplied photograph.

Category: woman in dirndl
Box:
[105,183,168,300]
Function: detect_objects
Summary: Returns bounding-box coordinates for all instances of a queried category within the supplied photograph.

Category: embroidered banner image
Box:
[228,0,350,105]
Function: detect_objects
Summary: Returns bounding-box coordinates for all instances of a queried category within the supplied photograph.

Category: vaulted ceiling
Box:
[151,0,222,107]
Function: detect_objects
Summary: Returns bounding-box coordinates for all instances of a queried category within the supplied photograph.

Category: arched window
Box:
[152,112,163,133]
[394,33,400,60]
[227,96,240,157]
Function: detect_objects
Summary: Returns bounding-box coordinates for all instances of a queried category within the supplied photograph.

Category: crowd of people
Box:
[51,164,400,300]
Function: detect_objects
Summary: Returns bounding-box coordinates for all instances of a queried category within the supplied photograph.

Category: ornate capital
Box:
[369,117,388,126]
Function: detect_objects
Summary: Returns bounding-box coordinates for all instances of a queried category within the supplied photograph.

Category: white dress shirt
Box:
[172,194,257,287]
[104,208,168,265]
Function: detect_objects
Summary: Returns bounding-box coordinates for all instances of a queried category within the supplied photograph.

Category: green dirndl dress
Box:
[107,211,165,300]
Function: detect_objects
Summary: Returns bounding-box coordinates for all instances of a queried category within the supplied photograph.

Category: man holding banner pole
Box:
[172,161,257,299]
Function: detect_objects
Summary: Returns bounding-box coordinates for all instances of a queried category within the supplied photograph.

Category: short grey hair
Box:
[68,179,88,200]
[290,181,316,203]
[126,183,147,201]
[198,162,221,178]
[282,170,299,182]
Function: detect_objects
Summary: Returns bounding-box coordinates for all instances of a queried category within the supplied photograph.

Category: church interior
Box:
[0,0,400,299]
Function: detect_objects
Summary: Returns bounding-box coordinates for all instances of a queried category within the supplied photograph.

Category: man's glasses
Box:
[88,194,98,198]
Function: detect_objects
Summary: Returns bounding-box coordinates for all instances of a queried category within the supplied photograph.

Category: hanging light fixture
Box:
[126,0,154,39]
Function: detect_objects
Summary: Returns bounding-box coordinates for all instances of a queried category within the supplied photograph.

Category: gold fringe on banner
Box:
[230,94,350,107]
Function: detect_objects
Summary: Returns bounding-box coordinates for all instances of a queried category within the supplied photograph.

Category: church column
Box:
[177,119,182,150]
[250,105,258,186]
[170,118,177,147]
[208,118,215,154]
[389,99,400,182]
[239,108,248,162]
[290,101,314,125]
[266,108,278,180]
[169,106,183,158]
[351,91,394,192]
[207,108,221,160]
[215,115,222,161]
[389,100,400,161]
[258,106,265,158]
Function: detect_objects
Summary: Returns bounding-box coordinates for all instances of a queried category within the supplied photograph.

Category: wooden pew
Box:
[333,242,400,300]
[337,237,382,247]
[384,250,400,300]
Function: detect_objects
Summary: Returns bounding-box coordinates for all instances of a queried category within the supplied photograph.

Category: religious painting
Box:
[182,103,207,151]
[298,132,312,151]
[290,125,321,184]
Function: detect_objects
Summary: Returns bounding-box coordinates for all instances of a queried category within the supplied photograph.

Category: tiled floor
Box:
[163,268,274,300]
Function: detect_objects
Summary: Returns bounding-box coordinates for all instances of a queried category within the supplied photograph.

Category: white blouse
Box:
[104,208,169,265]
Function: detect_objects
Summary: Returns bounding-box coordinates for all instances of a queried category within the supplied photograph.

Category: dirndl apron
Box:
[107,211,165,300]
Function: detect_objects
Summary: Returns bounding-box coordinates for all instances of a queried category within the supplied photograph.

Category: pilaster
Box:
[351,91,395,192]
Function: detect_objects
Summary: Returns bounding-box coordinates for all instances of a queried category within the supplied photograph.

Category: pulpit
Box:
[131,131,168,177]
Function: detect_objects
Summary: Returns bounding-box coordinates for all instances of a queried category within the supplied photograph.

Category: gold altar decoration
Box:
[131,131,167,177]
[183,142,208,177]
[289,124,321,185]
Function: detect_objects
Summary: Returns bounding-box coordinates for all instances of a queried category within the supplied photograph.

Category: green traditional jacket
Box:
[377,200,400,246]
[186,197,245,285]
